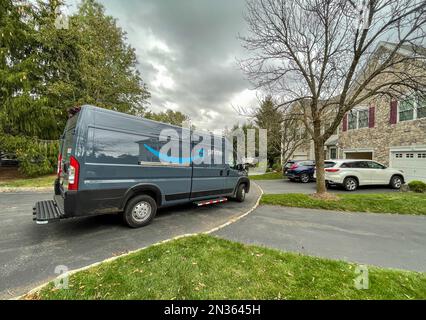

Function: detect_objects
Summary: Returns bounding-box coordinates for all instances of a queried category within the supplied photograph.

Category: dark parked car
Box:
[285,160,336,183]
[283,160,297,174]
[0,152,19,167]
[285,160,316,183]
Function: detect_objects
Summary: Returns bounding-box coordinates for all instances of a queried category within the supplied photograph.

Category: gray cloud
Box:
[98,0,257,130]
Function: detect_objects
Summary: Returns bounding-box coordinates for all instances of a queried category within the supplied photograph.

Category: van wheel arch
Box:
[122,185,162,211]
[236,177,250,194]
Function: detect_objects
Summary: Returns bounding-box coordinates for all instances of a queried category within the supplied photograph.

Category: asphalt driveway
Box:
[256,179,399,194]
[215,205,426,272]
[0,185,261,299]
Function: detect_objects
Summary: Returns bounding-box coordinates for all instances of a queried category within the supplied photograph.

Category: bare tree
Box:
[281,116,309,165]
[240,0,426,194]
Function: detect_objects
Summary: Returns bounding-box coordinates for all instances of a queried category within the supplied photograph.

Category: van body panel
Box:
[49,105,249,220]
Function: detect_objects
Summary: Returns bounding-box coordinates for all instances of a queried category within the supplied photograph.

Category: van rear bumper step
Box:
[33,200,64,224]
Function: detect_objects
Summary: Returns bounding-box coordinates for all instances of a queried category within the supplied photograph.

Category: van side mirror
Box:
[236,164,246,171]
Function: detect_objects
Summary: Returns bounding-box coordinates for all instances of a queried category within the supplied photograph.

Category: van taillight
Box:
[68,156,80,191]
[57,154,62,176]
[325,168,340,173]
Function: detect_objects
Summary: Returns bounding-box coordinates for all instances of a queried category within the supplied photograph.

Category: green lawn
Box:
[0,174,56,188]
[249,171,284,180]
[261,193,426,215]
[33,235,425,300]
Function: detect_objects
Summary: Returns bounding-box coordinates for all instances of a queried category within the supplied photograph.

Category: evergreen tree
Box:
[73,0,149,114]
[254,96,283,167]
[144,109,189,127]
[0,0,150,140]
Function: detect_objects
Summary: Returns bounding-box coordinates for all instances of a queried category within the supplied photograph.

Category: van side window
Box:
[86,128,170,165]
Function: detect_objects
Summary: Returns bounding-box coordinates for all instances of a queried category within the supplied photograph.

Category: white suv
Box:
[315,160,405,191]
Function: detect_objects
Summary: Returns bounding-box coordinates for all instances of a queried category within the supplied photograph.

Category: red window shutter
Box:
[368,105,375,128]
[342,114,348,132]
[390,100,398,124]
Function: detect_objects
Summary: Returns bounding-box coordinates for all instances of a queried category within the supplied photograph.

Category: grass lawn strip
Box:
[250,172,283,180]
[0,174,56,188]
[260,193,426,215]
[33,235,425,300]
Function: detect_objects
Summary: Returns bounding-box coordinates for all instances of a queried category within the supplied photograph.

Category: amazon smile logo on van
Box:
[144,144,205,165]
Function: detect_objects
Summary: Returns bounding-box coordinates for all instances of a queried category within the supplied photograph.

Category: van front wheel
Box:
[124,195,157,228]
[235,184,246,202]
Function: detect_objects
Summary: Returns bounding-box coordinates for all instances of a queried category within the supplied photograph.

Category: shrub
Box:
[0,135,59,177]
[408,181,426,193]
[272,162,282,172]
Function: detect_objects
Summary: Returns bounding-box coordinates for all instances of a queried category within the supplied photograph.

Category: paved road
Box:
[215,205,426,272]
[256,179,399,194]
[0,185,261,299]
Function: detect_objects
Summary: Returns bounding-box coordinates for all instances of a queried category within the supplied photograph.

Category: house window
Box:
[405,153,414,158]
[399,94,425,121]
[329,148,337,159]
[418,96,426,119]
[358,109,369,128]
[418,153,426,158]
[348,111,357,130]
[399,99,415,121]
[348,108,369,130]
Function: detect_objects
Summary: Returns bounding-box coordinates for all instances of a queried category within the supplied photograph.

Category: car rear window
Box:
[324,161,336,168]
[299,161,315,166]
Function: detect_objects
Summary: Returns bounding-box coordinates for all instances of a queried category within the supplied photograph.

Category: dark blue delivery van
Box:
[33,105,250,228]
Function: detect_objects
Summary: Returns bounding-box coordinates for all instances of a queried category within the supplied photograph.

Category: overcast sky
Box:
[68,0,259,130]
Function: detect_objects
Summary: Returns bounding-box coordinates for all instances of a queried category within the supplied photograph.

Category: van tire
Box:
[123,195,157,228]
[235,184,246,202]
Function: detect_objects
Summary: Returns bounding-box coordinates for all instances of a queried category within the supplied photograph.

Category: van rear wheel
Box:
[124,195,157,228]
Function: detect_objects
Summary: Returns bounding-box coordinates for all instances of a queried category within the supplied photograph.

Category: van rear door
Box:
[58,114,79,193]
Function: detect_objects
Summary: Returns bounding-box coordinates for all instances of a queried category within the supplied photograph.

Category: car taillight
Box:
[68,156,80,191]
[57,153,62,176]
[290,163,299,169]
[325,168,340,173]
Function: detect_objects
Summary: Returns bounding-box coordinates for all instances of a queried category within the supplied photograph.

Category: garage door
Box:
[345,152,373,160]
[392,151,426,182]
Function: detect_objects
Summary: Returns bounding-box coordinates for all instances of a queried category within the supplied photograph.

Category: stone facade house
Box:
[284,42,426,182]
[336,93,426,182]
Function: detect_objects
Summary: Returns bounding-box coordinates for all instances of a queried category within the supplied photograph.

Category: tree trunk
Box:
[314,138,327,194]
